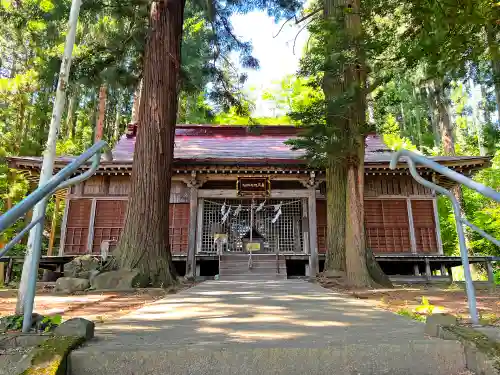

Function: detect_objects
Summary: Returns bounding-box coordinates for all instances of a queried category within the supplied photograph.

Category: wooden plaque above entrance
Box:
[237,177,271,197]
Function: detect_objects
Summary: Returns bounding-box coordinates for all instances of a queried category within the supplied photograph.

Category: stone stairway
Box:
[68,281,469,375]
[218,253,287,280]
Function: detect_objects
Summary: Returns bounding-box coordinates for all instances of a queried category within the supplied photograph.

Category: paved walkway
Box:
[71,280,467,374]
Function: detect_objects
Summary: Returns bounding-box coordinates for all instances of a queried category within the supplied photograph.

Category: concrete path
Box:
[70,280,468,375]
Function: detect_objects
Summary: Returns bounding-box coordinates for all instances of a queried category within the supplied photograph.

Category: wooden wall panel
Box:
[170,203,190,253]
[316,200,327,254]
[365,199,411,253]
[109,176,130,196]
[64,199,91,254]
[83,176,106,195]
[92,200,128,253]
[365,175,433,197]
[411,200,438,253]
[170,182,189,203]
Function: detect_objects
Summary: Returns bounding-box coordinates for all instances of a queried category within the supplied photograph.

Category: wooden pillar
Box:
[425,258,432,281]
[440,264,447,276]
[5,258,13,285]
[58,197,70,256]
[47,195,61,256]
[433,198,444,254]
[446,266,453,283]
[185,185,199,279]
[486,261,495,291]
[86,198,97,254]
[307,187,318,278]
[195,199,204,254]
[407,198,417,254]
[414,263,420,276]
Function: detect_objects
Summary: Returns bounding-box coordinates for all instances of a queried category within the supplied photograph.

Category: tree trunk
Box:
[324,156,346,271]
[115,0,185,286]
[114,91,123,141]
[95,84,107,142]
[66,89,78,140]
[345,137,372,287]
[478,85,489,156]
[343,0,373,287]
[131,78,143,123]
[322,0,348,273]
[486,25,500,120]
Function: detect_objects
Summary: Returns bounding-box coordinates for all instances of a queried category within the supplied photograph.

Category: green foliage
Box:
[0,314,62,332]
[396,308,426,322]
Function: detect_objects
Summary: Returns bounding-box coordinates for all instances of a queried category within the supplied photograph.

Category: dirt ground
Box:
[321,281,500,324]
[0,283,191,323]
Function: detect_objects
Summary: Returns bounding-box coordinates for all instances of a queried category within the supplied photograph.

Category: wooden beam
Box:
[47,195,61,256]
[186,186,199,279]
[407,199,418,254]
[198,189,309,199]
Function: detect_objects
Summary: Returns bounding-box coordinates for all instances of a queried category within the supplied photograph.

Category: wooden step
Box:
[219,254,287,280]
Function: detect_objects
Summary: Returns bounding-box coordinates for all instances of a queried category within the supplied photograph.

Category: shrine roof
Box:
[112,124,389,163]
[7,125,492,173]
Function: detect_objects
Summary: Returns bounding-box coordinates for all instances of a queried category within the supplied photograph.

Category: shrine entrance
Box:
[199,198,306,254]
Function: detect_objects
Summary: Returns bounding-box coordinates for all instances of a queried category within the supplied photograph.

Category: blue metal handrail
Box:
[0,140,108,331]
[391,149,500,325]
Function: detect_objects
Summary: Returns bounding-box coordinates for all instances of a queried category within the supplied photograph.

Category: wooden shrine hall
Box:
[6,124,497,283]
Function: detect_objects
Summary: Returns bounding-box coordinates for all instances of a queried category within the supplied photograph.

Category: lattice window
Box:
[365,199,411,253]
[64,199,91,254]
[170,203,189,253]
[201,199,304,253]
[92,200,127,253]
[411,200,438,253]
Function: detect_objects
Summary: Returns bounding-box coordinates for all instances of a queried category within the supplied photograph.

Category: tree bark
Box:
[95,84,107,142]
[324,156,346,271]
[322,0,348,273]
[114,91,123,141]
[66,89,78,140]
[115,0,185,287]
[343,0,373,287]
[131,78,143,124]
[486,25,500,120]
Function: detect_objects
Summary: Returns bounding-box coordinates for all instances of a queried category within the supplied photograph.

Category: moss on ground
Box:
[20,335,84,375]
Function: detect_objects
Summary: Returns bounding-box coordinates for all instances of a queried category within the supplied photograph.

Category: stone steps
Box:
[219,254,287,280]
[69,341,466,375]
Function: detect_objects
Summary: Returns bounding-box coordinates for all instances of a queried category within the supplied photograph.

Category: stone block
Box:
[55,277,90,293]
[64,255,100,278]
[54,318,95,340]
[90,269,149,290]
[425,313,458,337]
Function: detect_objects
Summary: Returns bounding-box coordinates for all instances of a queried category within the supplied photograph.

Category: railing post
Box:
[391,150,480,325]
[17,0,83,332]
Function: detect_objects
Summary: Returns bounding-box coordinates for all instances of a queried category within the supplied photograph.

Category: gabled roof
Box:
[112,125,389,163]
[6,125,492,176]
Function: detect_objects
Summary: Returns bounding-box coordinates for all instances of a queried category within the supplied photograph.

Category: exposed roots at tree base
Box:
[317,248,393,291]
[100,248,179,288]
